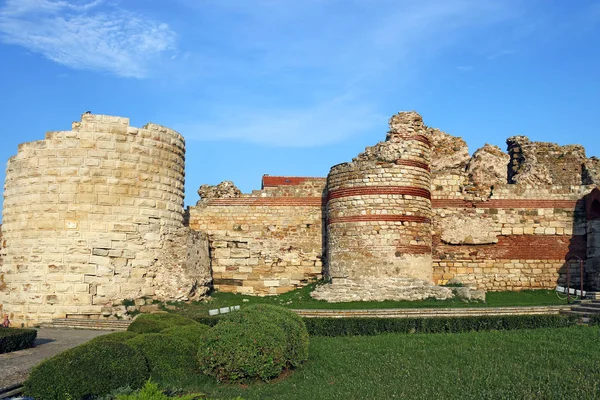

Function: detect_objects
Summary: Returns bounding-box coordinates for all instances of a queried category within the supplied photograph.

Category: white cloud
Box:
[174,0,519,147]
[0,0,176,78]
[176,97,385,148]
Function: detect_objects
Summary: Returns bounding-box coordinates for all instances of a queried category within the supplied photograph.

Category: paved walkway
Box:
[0,328,109,391]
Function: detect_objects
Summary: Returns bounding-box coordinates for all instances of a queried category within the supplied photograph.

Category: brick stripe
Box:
[391,133,431,147]
[395,159,430,171]
[431,199,473,208]
[432,199,578,209]
[205,197,323,206]
[262,176,327,188]
[396,245,432,254]
[327,186,431,201]
[328,215,430,224]
[433,234,587,260]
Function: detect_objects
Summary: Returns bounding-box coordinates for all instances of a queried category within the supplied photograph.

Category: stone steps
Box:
[41,318,131,331]
[561,299,600,318]
[293,306,569,318]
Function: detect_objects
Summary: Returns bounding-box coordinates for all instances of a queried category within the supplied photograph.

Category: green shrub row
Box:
[24,313,212,400]
[0,328,37,354]
[303,314,578,336]
[195,313,576,337]
[24,341,150,400]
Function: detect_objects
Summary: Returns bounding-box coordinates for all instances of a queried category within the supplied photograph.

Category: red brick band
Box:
[327,186,431,202]
[432,199,578,209]
[262,176,326,188]
[396,245,432,254]
[205,197,323,206]
[433,234,586,260]
[391,133,431,147]
[395,159,430,171]
[328,215,430,225]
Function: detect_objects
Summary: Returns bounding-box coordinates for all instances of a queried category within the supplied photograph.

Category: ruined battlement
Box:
[0,114,210,326]
[1,111,600,323]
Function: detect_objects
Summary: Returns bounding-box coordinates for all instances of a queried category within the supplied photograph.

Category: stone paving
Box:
[0,328,108,391]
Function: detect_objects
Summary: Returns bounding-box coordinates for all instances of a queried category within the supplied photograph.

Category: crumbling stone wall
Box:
[0,114,210,326]
[188,179,325,295]
[326,112,433,282]
[507,136,588,185]
[311,112,453,302]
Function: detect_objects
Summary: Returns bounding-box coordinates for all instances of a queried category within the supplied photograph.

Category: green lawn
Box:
[164,284,567,320]
[167,326,600,400]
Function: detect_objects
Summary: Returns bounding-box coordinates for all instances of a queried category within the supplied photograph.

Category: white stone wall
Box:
[0,114,210,326]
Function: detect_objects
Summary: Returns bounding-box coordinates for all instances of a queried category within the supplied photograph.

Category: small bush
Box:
[90,331,139,344]
[126,333,199,381]
[127,313,199,334]
[24,341,149,400]
[304,314,578,336]
[161,323,210,347]
[198,320,287,382]
[0,328,37,354]
[223,304,309,367]
[116,380,199,400]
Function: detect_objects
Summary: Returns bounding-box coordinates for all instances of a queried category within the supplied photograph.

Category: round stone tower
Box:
[325,111,433,282]
[0,114,209,326]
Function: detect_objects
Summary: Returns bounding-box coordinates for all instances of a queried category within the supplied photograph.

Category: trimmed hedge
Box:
[198,320,287,382]
[304,314,578,336]
[127,313,199,334]
[161,323,210,347]
[90,331,139,344]
[0,328,37,354]
[126,333,199,381]
[223,304,309,367]
[24,341,149,400]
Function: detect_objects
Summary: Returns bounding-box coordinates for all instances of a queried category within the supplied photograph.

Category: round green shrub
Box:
[90,331,139,344]
[127,312,198,334]
[161,323,210,347]
[126,333,198,381]
[24,341,149,400]
[198,320,287,382]
[224,304,309,367]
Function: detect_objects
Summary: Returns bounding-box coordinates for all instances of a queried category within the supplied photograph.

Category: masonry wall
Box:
[0,114,210,325]
[431,186,589,291]
[188,179,325,295]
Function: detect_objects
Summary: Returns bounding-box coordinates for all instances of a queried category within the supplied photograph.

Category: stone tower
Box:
[312,111,452,302]
[0,114,211,326]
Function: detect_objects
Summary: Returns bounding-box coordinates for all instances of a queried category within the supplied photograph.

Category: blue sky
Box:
[0,0,599,218]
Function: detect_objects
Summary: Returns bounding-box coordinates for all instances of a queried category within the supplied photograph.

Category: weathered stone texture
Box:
[466,144,510,194]
[328,112,433,283]
[0,114,210,326]
[507,136,586,185]
[197,181,241,203]
[188,179,325,295]
[583,157,600,185]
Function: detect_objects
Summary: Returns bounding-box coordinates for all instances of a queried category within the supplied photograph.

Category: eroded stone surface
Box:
[507,136,587,185]
[467,144,510,190]
[197,181,241,202]
[439,215,499,245]
[310,278,453,302]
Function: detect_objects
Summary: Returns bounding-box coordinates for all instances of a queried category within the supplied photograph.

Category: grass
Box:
[163,283,568,320]
[164,326,600,399]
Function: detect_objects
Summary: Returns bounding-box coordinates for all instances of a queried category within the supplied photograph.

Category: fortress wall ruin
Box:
[325,135,433,282]
[0,114,210,325]
[2,111,600,320]
[431,186,588,291]
[188,178,325,295]
[188,111,599,299]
